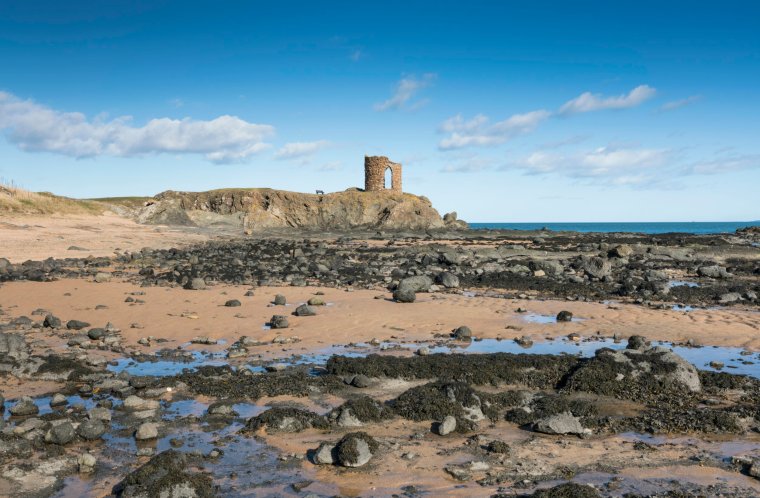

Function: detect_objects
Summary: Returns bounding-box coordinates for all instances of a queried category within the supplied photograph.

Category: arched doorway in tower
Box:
[384,167,393,189]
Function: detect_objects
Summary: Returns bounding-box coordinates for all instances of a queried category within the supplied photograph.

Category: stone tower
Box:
[364,155,402,193]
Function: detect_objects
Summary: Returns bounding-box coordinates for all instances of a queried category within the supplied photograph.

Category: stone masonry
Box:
[364,156,402,193]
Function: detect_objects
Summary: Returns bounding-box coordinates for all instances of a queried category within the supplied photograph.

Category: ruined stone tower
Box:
[364,155,402,193]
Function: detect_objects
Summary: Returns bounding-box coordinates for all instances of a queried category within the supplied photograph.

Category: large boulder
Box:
[563,336,701,400]
[397,275,433,293]
[244,407,328,433]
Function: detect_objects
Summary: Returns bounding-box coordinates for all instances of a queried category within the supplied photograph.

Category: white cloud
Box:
[438,110,551,150]
[509,146,670,186]
[374,73,436,112]
[660,95,702,112]
[0,91,274,163]
[274,140,330,160]
[559,85,656,115]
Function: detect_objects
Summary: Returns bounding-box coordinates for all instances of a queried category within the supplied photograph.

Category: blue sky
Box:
[0,1,758,221]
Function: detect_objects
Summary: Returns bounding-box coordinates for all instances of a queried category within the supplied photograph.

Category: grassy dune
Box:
[0,183,105,215]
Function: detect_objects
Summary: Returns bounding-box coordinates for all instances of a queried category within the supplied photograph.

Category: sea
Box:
[469,221,759,235]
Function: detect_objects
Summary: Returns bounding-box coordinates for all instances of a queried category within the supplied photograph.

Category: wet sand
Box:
[1,279,759,363]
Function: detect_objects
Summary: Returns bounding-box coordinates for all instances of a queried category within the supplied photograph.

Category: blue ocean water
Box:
[469,221,759,235]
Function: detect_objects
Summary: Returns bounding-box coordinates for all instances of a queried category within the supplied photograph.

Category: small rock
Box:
[225,299,242,307]
[350,375,371,388]
[77,419,107,440]
[9,396,39,416]
[312,442,335,465]
[135,422,159,440]
[514,335,533,348]
[435,415,457,436]
[45,421,76,445]
[269,315,289,329]
[187,277,206,290]
[66,319,91,330]
[78,453,97,473]
[273,294,287,305]
[393,288,416,303]
[94,272,112,283]
[556,310,573,322]
[50,393,68,407]
[307,297,325,306]
[294,304,317,317]
[43,314,62,328]
[452,325,472,341]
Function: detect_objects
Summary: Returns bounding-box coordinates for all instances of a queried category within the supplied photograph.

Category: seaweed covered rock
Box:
[113,449,214,497]
[562,338,701,401]
[335,432,379,467]
[505,393,597,430]
[244,407,328,433]
[390,381,493,432]
[329,396,395,428]
[327,353,579,388]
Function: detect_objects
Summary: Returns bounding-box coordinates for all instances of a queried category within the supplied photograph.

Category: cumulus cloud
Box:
[274,140,330,160]
[438,110,551,150]
[374,73,437,111]
[0,91,274,163]
[660,95,702,112]
[558,85,656,115]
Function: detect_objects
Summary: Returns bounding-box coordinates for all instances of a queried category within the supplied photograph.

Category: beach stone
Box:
[294,304,317,316]
[452,325,472,340]
[436,272,460,288]
[719,292,742,303]
[135,422,159,440]
[50,393,68,407]
[698,265,732,278]
[335,432,377,467]
[187,277,206,290]
[514,335,533,347]
[9,397,39,416]
[43,314,62,328]
[417,346,430,356]
[87,328,106,340]
[45,421,76,445]
[307,297,325,306]
[435,415,457,436]
[123,395,159,411]
[313,442,336,465]
[273,294,287,305]
[77,419,107,440]
[582,256,612,279]
[350,374,371,388]
[94,272,111,283]
[556,310,573,322]
[207,402,237,417]
[88,406,112,421]
[270,315,289,329]
[66,319,91,330]
[609,244,633,258]
[398,275,433,293]
[190,336,217,345]
[533,411,586,436]
[224,299,241,307]
[336,409,363,428]
[78,453,97,473]
[393,288,416,303]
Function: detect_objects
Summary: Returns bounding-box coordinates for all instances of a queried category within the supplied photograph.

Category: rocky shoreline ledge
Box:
[0,227,758,496]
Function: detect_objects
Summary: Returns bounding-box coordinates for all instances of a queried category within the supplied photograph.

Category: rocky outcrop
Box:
[136,188,462,230]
